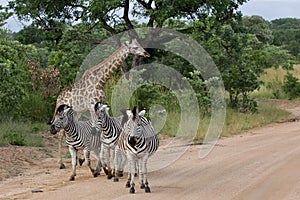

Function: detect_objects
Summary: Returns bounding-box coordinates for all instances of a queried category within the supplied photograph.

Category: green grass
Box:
[220,101,289,137]
[160,101,290,142]
[251,64,300,99]
[0,121,47,147]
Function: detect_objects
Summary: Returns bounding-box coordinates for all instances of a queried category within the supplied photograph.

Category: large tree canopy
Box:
[9,0,248,38]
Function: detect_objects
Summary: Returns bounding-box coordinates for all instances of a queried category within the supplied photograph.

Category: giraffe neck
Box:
[88,46,129,86]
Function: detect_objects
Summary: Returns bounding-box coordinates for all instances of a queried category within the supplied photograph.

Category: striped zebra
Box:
[50,104,102,181]
[94,102,127,181]
[118,106,159,193]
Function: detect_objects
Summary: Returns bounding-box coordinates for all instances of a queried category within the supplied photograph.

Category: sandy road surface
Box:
[1,105,300,199]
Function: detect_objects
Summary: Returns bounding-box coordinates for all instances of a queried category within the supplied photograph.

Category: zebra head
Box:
[50,104,72,134]
[126,106,146,147]
[124,38,150,58]
[94,102,110,125]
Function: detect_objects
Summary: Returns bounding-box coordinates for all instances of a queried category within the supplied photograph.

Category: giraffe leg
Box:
[58,130,65,169]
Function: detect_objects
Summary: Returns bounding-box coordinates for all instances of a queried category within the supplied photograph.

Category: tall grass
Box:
[251,64,300,99]
[0,121,47,147]
[159,101,290,142]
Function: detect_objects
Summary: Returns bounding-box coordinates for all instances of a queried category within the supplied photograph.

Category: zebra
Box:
[94,102,127,181]
[118,106,159,193]
[50,104,102,181]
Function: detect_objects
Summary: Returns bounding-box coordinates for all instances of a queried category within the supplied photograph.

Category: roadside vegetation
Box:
[1,1,300,146]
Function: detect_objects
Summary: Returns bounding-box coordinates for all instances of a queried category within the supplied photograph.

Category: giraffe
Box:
[53,38,150,169]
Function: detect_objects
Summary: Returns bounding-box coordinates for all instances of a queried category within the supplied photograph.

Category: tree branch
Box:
[101,19,116,35]
[123,0,134,30]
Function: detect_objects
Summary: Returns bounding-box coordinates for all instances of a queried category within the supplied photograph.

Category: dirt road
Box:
[1,103,300,199]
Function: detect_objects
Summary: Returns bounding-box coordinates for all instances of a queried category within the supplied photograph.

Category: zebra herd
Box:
[50,102,159,194]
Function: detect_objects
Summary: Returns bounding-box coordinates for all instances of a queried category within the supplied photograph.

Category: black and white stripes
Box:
[50,104,102,181]
[94,102,127,181]
[50,104,159,193]
[119,106,159,193]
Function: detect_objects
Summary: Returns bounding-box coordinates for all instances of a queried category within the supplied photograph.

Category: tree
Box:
[271,18,300,57]
[242,15,273,44]
[0,5,12,27]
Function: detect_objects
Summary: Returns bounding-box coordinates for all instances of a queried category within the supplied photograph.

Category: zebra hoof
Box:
[107,174,113,179]
[93,173,98,178]
[140,183,145,189]
[130,187,135,194]
[103,168,109,175]
[117,170,123,177]
[69,176,75,181]
[59,163,66,169]
[145,186,151,193]
[113,177,119,182]
[126,181,131,188]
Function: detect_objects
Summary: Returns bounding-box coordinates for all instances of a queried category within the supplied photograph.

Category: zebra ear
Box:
[126,110,132,118]
[94,102,102,112]
[139,110,146,117]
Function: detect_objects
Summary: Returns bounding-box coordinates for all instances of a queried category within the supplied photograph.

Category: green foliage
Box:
[282,72,300,99]
[3,131,26,146]
[183,70,211,114]
[202,20,264,112]
[271,18,300,58]
[0,5,13,27]
[0,31,36,119]
[0,121,46,147]
[242,15,273,44]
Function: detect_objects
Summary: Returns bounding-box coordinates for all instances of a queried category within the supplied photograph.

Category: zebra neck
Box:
[64,120,78,138]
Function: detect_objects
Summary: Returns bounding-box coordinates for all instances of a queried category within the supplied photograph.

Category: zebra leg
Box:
[126,161,131,188]
[113,146,122,181]
[106,148,113,179]
[138,159,145,189]
[58,130,66,169]
[127,152,136,194]
[93,147,102,177]
[68,146,77,181]
[100,144,109,176]
[78,156,85,166]
[83,148,95,177]
[141,155,150,193]
[115,146,125,178]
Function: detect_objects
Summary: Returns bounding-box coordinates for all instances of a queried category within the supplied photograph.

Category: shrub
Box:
[282,72,300,99]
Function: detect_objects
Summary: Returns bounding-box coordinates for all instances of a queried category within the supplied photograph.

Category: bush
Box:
[0,121,46,147]
[3,131,27,146]
[282,72,300,99]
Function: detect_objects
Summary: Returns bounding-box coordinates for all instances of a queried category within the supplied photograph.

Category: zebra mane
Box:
[57,104,71,113]
[132,106,138,120]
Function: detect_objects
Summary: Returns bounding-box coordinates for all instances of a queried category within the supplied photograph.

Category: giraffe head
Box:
[124,38,150,57]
